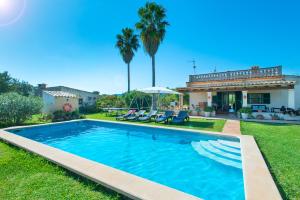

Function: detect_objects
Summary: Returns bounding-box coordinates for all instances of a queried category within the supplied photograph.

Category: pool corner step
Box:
[208,140,241,154]
[191,141,242,169]
[217,139,240,149]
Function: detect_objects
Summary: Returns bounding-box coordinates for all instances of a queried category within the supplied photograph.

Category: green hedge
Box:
[0,92,43,126]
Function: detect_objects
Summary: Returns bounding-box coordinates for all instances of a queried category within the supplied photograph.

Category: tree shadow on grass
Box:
[184,121,215,129]
[247,121,298,127]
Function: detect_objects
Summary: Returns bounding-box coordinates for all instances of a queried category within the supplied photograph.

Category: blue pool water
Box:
[8,120,245,199]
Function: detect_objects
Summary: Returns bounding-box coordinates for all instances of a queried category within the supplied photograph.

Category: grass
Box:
[0,141,123,200]
[86,112,226,132]
[241,121,300,200]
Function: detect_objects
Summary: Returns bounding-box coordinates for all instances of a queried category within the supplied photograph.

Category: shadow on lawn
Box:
[184,121,215,128]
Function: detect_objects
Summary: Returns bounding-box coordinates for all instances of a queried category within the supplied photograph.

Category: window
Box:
[247,93,270,104]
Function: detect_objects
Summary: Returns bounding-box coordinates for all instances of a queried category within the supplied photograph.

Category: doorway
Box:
[213,91,242,113]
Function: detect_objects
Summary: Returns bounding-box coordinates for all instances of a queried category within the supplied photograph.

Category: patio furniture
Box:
[116,110,136,120]
[155,110,174,123]
[251,105,268,112]
[126,110,146,120]
[171,111,190,124]
[271,107,281,113]
[138,110,158,121]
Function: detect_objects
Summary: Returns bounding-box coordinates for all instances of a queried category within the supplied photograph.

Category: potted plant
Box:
[195,107,201,116]
[238,107,252,120]
[270,113,280,120]
[204,106,213,117]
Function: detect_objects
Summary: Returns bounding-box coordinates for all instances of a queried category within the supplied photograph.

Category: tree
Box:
[116,28,139,93]
[0,92,43,126]
[135,2,169,87]
[0,71,35,96]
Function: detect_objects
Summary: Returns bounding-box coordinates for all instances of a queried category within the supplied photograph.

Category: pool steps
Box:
[208,140,240,154]
[218,140,240,149]
[191,140,242,169]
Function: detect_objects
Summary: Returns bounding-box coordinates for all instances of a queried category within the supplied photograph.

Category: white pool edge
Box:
[1,119,282,200]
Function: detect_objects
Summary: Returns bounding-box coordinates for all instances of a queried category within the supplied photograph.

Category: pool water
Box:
[9,120,245,200]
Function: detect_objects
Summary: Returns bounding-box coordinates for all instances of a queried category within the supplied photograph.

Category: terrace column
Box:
[242,91,248,107]
[179,94,184,109]
[207,92,212,107]
[288,89,295,109]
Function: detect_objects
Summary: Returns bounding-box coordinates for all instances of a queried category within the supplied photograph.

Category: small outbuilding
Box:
[42,91,79,114]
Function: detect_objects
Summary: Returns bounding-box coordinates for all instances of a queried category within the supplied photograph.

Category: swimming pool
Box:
[7,120,245,199]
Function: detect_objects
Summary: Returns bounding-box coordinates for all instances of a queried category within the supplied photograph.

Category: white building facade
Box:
[42,91,79,114]
[178,66,300,115]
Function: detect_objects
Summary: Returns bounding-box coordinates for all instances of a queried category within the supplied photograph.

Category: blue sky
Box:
[0,0,300,94]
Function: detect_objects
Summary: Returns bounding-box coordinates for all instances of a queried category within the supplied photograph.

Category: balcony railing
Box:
[189,66,282,82]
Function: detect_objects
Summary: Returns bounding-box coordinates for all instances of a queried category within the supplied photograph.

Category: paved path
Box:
[222,120,241,135]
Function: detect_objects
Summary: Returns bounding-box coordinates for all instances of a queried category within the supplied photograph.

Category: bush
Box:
[0,92,43,125]
[204,106,214,112]
[52,110,83,122]
[256,114,265,120]
[79,105,98,114]
[96,95,126,110]
[238,107,252,114]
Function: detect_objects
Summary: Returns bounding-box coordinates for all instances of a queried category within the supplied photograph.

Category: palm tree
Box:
[116,28,139,93]
[135,2,169,87]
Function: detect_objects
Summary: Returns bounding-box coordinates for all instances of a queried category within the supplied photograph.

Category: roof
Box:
[46,86,99,96]
[177,80,296,92]
[43,91,78,98]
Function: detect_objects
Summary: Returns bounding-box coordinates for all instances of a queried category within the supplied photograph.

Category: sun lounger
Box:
[116,110,135,120]
[172,111,189,124]
[127,110,146,120]
[155,110,174,123]
[138,110,158,121]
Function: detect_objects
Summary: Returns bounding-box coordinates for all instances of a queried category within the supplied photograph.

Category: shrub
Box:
[79,105,99,114]
[204,106,214,112]
[96,95,126,110]
[256,114,265,120]
[52,110,83,122]
[270,114,280,120]
[0,92,43,125]
[238,107,252,114]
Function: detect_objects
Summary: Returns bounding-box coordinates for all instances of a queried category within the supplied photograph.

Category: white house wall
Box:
[53,97,79,113]
[247,89,289,108]
[285,76,300,109]
[42,92,55,113]
[189,92,207,108]
[42,93,79,114]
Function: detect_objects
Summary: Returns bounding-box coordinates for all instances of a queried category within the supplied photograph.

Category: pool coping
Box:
[0,119,282,200]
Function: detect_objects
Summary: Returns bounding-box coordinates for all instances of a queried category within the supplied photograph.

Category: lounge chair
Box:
[138,110,158,121]
[116,110,135,120]
[172,111,189,124]
[127,110,146,120]
[155,110,174,123]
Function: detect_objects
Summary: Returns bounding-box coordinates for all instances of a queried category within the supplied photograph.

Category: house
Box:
[37,84,100,107]
[42,91,79,114]
[177,66,300,115]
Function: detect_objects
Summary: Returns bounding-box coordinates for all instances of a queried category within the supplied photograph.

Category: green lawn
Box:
[86,112,226,132]
[241,121,300,200]
[0,141,122,200]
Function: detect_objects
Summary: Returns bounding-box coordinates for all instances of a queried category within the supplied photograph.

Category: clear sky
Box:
[0,0,299,94]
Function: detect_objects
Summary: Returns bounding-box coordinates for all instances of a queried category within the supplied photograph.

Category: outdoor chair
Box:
[171,111,190,124]
[116,110,135,120]
[138,110,158,121]
[155,110,174,123]
[127,110,146,120]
